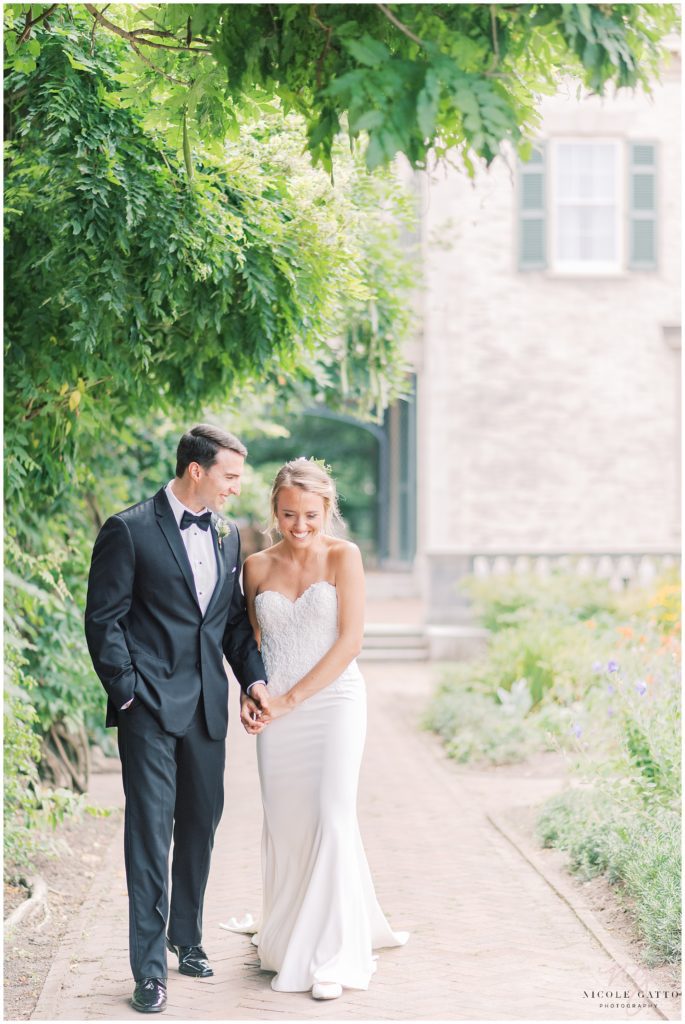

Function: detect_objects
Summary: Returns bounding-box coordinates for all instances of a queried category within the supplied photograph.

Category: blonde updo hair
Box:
[269,458,344,540]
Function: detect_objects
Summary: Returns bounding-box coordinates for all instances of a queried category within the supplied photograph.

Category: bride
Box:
[237,457,408,1001]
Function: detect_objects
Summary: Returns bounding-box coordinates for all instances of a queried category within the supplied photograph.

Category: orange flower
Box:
[617,625,633,638]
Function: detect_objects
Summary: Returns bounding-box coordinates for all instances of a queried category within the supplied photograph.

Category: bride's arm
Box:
[242,554,262,650]
[272,543,365,716]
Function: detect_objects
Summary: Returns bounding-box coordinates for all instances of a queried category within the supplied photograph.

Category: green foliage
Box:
[4,686,42,869]
[5,8,416,527]
[6,4,672,176]
[581,645,681,813]
[428,569,681,767]
[4,621,98,876]
[619,816,682,964]
[425,678,536,765]
[5,537,100,734]
[536,788,624,876]
[463,568,621,632]
[536,791,681,965]
[426,568,681,964]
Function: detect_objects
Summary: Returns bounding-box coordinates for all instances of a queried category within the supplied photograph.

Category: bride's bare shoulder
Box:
[244,546,281,583]
[325,537,363,572]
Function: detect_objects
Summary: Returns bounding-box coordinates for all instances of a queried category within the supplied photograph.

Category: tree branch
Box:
[128,37,191,86]
[83,5,210,53]
[129,40,211,53]
[310,6,333,91]
[376,4,425,48]
[83,4,190,83]
[89,2,108,56]
[129,28,212,45]
[489,5,500,70]
[17,3,59,45]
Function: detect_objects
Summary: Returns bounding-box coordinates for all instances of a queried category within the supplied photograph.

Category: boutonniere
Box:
[212,515,231,548]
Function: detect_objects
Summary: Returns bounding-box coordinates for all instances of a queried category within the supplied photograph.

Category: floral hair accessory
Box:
[296,455,333,474]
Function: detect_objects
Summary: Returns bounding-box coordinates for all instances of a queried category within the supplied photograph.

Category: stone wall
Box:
[416,64,681,606]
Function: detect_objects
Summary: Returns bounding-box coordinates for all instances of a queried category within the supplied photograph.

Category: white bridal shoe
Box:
[311,982,343,1000]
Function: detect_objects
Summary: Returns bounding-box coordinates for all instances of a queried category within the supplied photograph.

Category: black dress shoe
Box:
[166,938,214,977]
[131,978,167,1013]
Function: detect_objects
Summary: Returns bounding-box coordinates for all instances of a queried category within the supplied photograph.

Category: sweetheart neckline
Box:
[255,580,336,606]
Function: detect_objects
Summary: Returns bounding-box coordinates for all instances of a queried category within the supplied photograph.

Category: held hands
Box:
[240,682,271,735]
[239,683,295,735]
[264,694,294,721]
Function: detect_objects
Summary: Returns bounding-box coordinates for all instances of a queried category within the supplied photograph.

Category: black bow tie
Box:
[180,510,212,532]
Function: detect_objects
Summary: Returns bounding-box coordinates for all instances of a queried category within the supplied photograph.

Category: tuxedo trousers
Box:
[117,694,225,980]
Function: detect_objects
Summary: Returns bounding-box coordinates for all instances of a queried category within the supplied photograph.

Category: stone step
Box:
[359,646,429,662]
[363,639,427,651]
[361,623,429,660]
[365,622,424,634]
[364,630,425,647]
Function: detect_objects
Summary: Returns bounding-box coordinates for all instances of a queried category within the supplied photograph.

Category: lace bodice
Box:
[255,581,359,698]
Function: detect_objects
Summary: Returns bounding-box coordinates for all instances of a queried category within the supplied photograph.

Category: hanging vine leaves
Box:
[4,4,675,177]
[4,12,416,519]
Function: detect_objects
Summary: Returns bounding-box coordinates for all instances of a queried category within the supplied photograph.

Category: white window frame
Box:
[548,137,625,276]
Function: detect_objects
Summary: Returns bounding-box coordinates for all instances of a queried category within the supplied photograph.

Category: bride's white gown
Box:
[252,580,407,992]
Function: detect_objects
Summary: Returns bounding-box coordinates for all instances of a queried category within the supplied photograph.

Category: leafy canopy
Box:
[5,7,416,519]
[5,4,676,177]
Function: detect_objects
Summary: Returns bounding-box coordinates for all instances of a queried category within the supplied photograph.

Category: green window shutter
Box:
[519,144,546,270]
[628,142,657,270]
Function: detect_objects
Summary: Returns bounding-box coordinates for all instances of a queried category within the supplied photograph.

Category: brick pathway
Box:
[33,661,668,1021]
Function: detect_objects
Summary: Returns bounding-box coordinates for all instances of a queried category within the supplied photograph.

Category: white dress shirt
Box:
[165,481,217,615]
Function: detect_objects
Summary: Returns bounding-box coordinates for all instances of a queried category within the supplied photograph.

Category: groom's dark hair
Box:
[175,424,247,477]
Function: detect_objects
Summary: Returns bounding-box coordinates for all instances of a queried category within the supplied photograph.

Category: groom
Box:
[85,424,269,1013]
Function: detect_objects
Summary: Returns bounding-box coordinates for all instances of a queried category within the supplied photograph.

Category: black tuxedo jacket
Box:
[84,486,266,740]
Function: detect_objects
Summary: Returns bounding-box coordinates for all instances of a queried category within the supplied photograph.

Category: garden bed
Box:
[426,567,681,969]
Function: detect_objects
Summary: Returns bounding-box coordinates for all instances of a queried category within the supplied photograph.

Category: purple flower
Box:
[607,660,620,673]
[607,706,615,718]
[607,683,615,695]
[572,722,583,738]
[635,680,647,696]
[592,661,603,674]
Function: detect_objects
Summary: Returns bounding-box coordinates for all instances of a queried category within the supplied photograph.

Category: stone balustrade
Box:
[470,551,679,591]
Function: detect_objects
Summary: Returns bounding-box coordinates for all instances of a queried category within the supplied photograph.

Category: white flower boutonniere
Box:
[213,515,231,548]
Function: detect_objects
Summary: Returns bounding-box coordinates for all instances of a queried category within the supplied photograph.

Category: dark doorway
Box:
[245,380,416,567]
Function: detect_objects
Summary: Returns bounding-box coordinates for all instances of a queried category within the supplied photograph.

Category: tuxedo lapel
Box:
[206,524,226,616]
[204,520,229,620]
[153,487,201,611]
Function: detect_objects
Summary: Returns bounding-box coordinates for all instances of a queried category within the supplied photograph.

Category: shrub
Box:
[536,789,680,965]
[425,684,537,765]
[462,568,621,633]
[3,684,42,870]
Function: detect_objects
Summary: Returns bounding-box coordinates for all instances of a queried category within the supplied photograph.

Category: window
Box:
[552,141,621,273]
[518,139,658,274]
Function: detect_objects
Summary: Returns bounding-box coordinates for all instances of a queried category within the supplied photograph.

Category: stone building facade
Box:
[383,47,681,650]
